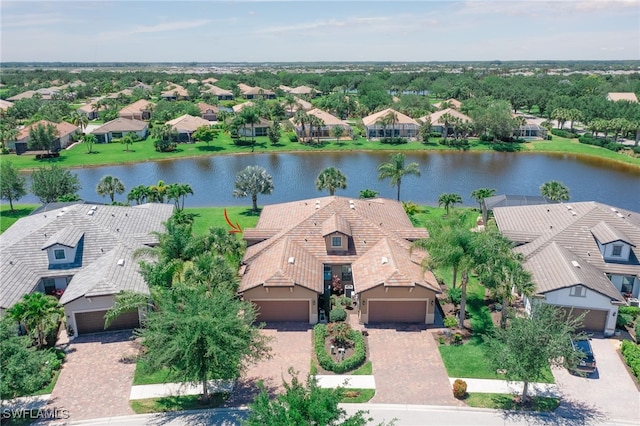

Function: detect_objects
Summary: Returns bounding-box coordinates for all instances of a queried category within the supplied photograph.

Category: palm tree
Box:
[331,125,345,143]
[121,132,136,152]
[284,95,298,116]
[384,110,398,139]
[70,111,89,134]
[293,110,309,142]
[438,193,463,215]
[7,293,64,348]
[148,180,168,203]
[96,175,125,203]
[377,153,421,201]
[166,183,194,211]
[127,184,151,205]
[233,165,274,212]
[309,115,325,144]
[0,126,18,150]
[240,107,260,144]
[540,180,570,202]
[470,187,496,224]
[316,167,347,196]
[83,133,97,154]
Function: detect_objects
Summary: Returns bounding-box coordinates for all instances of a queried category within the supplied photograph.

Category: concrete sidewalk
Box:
[0,394,51,410]
[449,378,560,397]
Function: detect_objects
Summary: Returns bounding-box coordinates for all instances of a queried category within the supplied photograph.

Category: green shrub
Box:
[491,143,522,152]
[339,296,352,308]
[447,287,462,307]
[551,128,577,138]
[636,323,640,343]
[328,322,351,346]
[313,324,366,374]
[288,132,298,142]
[380,137,408,145]
[619,306,640,319]
[620,340,640,381]
[617,312,634,328]
[452,379,467,399]
[444,316,458,329]
[330,307,347,322]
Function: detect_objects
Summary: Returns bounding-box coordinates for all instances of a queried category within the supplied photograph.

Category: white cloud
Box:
[98,19,211,40]
[1,13,71,28]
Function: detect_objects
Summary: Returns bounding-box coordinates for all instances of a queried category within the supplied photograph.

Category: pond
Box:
[21,151,640,212]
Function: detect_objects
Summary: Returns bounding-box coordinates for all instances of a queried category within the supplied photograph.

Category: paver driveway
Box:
[46,331,138,421]
[367,326,462,406]
[553,337,640,422]
[228,323,312,405]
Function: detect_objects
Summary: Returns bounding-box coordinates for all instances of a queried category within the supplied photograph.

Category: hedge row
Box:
[313,324,366,374]
[550,128,577,138]
[578,135,624,152]
[621,340,640,382]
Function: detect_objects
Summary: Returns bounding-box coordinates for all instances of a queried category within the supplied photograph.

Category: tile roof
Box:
[197,102,218,114]
[166,114,211,132]
[494,202,640,301]
[92,118,147,134]
[0,99,13,111]
[433,98,462,110]
[483,194,550,210]
[16,120,79,140]
[421,108,472,125]
[118,99,154,116]
[362,108,419,127]
[0,203,174,309]
[607,92,638,103]
[238,83,275,96]
[239,197,435,294]
[232,102,254,113]
[205,85,233,96]
[299,108,348,126]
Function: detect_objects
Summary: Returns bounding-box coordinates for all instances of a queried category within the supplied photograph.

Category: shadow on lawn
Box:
[196,145,225,152]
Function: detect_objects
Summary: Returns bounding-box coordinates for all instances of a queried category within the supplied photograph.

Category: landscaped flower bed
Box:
[313,323,366,374]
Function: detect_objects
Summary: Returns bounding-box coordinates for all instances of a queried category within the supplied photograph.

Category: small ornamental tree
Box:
[0,159,27,211]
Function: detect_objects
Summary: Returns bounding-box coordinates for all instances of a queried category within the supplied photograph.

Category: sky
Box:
[1,0,639,62]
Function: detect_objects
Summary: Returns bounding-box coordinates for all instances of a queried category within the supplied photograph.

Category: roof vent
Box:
[571,211,577,216]
[611,207,618,213]
[87,210,94,216]
[616,213,624,219]
[571,260,581,268]
[288,257,295,264]
[381,256,388,264]
[350,204,355,209]
[566,205,572,210]
[117,258,125,266]
[91,205,97,211]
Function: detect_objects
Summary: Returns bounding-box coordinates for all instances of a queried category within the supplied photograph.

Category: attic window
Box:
[331,236,342,247]
[612,245,622,256]
[54,249,66,260]
[570,286,586,297]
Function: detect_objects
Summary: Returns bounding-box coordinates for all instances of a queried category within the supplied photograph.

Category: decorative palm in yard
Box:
[316,167,347,196]
[96,175,126,203]
[7,293,64,349]
[540,180,570,202]
[377,152,420,201]
[438,192,463,215]
[233,165,274,212]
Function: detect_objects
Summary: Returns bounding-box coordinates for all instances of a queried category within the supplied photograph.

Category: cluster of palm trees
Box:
[127,180,194,210]
[7,292,64,349]
[293,110,326,144]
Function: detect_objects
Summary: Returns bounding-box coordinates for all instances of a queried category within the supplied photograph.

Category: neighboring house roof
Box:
[16,120,79,140]
[0,203,174,309]
[494,201,640,302]
[0,99,14,111]
[292,108,347,126]
[161,84,189,97]
[289,85,317,95]
[421,108,472,125]
[92,118,147,134]
[362,108,419,127]
[119,99,154,116]
[197,102,218,114]
[202,77,218,84]
[238,83,275,96]
[433,98,462,110]
[186,78,199,84]
[107,89,133,99]
[239,197,437,294]
[166,114,211,132]
[606,92,638,103]
[294,97,313,111]
[483,194,550,211]
[7,90,36,101]
[232,101,254,113]
[77,101,105,113]
[205,85,233,96]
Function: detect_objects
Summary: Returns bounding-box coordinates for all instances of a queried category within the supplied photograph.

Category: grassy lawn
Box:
[340,389,375,403]
[184,206,261,236]
[133,359,171,386]
[440,336,504,380]
[351,361,372,375]
[130,393,228,414]
[464,393,560,412]
[5,132,635,172]
[0,203,39,233]
[410,206,478,228]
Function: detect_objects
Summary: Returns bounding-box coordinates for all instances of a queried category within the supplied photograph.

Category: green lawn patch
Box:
[411,206,478,228]
[465,392,559,412]
[183,206,261,236]
[0,204,39,233]
[132,359,171,386]
[340,389,375,403]
[130,393,228,414]
[351,361,372,375]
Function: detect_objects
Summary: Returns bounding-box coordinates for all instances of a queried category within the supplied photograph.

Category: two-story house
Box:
[493,202,640,336]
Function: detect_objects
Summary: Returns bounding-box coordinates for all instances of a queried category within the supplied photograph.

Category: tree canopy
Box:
[540,180,570,202]
[0,159,27,211]
[377,153,420,201]
[316,167,347,196]
[233,165,274,212]
[30,165,82,203]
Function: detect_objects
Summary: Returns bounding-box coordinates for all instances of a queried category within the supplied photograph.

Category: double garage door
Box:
[253,300,309,322]
[558,307,607,333]
[368,300,427,323]
[75,310,140,335]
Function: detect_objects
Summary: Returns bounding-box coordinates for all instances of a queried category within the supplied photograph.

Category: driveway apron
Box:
[47,331,138,421]
[367,327,462,406]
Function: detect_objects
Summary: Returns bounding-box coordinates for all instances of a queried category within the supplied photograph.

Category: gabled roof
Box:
[92,118,147,134]
[362,108,419,127]
[494,202,640,299]
[238,83,275,96]
[205,85,233,96]
[0,203,174,309]
[591,221,635,246]
[197,102,218,114]
[202,77,218,84]
[289,85,317,95]
[433,98,462,110]
[240,197,435,294]
[421,108,472,125]
[107,89,133,99]
[7,90,36,101]
[0,99,14,111]
[484,194,550,211]
[119,99,154,116]
[607,92,638,103]
[166,114,211,132]
[161,84,189,97]
[233,102,254,113]
[526,242,623,301]
[16,120,79,140]
[302,108,348,126]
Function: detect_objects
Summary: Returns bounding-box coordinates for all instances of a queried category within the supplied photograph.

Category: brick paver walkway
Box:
[367,326,463,406]
[46,331,138,421]
[226,323,312,406]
